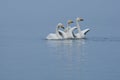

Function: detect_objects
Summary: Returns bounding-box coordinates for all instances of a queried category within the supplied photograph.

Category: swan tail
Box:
[46,34,52,39]
[46,33,55,40]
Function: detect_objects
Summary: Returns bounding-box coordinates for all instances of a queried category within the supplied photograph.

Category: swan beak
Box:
[61,26,64,29]
[80,18,84,21]
[71,21,74,23]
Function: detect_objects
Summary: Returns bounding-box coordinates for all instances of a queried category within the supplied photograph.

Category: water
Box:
[1,34,120,80]
[1,0,120,80]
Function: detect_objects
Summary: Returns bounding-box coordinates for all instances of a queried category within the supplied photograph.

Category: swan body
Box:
[46,23,64,40]
[46,33,62,40]
[74,17,90,39]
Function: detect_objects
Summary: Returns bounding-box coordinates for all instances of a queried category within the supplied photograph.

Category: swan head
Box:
[67,20,74,24]
[76,17,84,22]
[58,23,64,29]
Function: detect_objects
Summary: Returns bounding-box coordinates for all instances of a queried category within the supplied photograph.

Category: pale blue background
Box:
[1,0,120,37]
[0,0,120,80]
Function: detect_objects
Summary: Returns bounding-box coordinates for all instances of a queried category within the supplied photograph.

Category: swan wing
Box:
[81,28,90,35]
[70,26,77,32]
[58,30,67,39]
[69,26,77,38]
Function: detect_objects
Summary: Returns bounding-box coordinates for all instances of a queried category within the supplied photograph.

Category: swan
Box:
[58,20,77,39]
[74,17,90,39]
[46,23,65,40]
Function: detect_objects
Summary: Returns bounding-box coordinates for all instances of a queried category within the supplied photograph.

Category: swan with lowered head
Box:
[74,17,90,39]
[46,23,64,40]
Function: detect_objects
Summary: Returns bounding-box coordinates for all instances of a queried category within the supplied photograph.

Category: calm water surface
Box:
[0,34,120,80]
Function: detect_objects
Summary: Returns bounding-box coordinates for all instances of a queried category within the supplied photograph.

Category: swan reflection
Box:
[46,39,85,47]
[46,39,86,70]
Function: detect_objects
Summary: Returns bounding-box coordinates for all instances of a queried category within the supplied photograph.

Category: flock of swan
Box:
[46,17,90,40]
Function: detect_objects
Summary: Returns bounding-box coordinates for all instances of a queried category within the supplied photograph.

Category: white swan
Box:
[58,20,77,39]
[74,17,90,39]
[46,23,64,40]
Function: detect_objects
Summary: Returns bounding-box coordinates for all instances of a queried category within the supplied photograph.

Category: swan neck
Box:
[76,20,81,33]
[67,23,70,30]
[56,26,59,36]
[67,23,69,27]
[76,21,80,28]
